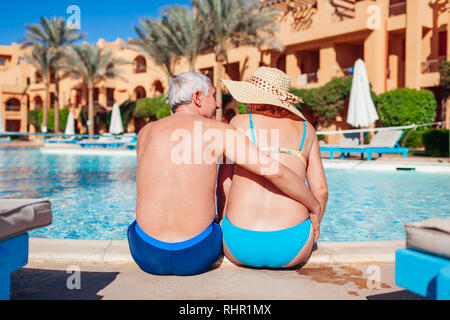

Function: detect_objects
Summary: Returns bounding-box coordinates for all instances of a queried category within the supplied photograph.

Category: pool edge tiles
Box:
[39,147,136,157]
[28,238,406,266]
[323,159,450,173]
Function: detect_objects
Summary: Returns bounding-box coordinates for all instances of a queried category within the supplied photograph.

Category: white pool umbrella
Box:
[109,103,124,135]
[347,59,379,128]
[64,112,75,135]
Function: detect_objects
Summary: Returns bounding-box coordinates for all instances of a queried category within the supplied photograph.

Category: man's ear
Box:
[192,90,202,108]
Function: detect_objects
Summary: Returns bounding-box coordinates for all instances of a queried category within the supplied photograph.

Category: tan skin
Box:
[136,87,321,243]
[217,104,328,268]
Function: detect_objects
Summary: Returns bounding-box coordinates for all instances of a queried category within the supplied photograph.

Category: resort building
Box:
[1,0,449,136]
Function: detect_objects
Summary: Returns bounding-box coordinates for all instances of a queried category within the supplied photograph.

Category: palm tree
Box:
[159,5,209,72]
[60,44,127,135]
[128,18,179,84]
[22,44,64,133]
[192,0,284,120]
[22,17,86,132]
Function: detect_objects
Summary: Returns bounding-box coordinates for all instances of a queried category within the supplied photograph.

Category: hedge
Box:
[28,109,70,133]
[134,96,171,120]
[377,88,437,127]
[422,129,449,157]
[291,76,378,123]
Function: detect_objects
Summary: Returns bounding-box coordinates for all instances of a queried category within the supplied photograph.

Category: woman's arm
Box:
[216,160,234,222]
[306,132,329,242]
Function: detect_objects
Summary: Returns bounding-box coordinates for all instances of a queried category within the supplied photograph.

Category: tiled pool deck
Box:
[13,239,425,300]
[3,144,441,299]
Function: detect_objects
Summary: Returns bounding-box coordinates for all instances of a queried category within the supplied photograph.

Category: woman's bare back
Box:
[224,113,315,231]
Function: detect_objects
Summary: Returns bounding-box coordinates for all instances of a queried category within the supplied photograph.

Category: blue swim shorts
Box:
[127,220,223,276]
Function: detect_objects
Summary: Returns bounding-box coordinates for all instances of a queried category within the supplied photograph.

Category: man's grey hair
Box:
[168,72,213,113]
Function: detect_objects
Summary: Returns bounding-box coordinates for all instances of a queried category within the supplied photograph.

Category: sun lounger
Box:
[44,137,78,144]
[396,218,450,300]
[78,134,137,149]
[0,136,11,143]
[78,135,124,149]
[320,130,409,160]
[0,199,52,300]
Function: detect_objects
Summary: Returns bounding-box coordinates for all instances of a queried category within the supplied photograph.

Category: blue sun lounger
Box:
[320,130,409,160]
[396,218,450,300]
[0,199,52,300]
[44,137,78,144]
[78,134,137,149]
[0,136,11,143]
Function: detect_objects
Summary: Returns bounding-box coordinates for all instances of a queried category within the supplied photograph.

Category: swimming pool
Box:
[0,148,448,241]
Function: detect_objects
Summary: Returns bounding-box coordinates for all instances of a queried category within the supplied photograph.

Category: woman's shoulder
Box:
[229,114,250,128]
[304,121,316,134]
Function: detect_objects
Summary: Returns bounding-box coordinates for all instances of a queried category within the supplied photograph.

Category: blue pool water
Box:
[0,148,448,241]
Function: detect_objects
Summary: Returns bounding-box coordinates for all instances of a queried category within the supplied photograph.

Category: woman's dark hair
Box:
[246,104,301,121]
[224,108,237,123]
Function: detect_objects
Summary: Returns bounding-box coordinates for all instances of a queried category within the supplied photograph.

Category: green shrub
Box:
[291,76,378,123]
[157,105,171,119]
[79,105,108,131]
[118,100,136,128]
[237,102,248,114]
[422,129,449,157]
[377,88,437,127]
[134,96,170,120]
[27,109,70,133]
[440,61,450,91]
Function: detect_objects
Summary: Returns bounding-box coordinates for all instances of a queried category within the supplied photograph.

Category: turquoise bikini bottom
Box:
[222,216,311,268]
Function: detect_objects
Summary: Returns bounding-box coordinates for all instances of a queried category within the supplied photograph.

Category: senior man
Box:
[128,72,320,276]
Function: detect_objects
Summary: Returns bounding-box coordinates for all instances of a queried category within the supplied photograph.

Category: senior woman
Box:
[217,67,328,269]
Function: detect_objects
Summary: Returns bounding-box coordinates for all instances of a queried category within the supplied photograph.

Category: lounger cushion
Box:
[405,218,450,259]
[0,199,52,242]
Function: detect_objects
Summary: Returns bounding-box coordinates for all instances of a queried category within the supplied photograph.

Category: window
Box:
[35,72,43,84]
[5,99,21,112]
[439,31,447,57]
[200,67,214,84]
[133,56,147,73]
[107,88,115,107]
[0,58,5,66]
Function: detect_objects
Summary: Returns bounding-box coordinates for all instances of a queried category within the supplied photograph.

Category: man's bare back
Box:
[136,113,224,242]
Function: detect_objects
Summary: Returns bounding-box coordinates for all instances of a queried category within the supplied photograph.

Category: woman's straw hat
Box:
[221,67,305,120]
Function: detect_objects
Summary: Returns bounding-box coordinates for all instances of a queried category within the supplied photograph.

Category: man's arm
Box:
[216,161,234,222]
[306,133,329,242]
[222,126,321,217]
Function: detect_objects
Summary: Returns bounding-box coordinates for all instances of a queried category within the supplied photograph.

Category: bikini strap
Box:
[299,121,307,151]
[249,112,256,145]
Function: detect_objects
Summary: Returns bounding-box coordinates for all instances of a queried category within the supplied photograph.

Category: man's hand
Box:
[309,204,321,243]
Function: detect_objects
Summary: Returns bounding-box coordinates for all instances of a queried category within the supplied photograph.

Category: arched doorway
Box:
[34,96,43,110]
[134,86,146,100]
[152,80,165,95]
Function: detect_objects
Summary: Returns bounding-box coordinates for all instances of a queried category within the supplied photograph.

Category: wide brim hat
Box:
[221,67,306,120]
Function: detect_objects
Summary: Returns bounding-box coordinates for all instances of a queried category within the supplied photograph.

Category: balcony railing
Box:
[389,1,406,16]
[297,72,318,86]
[421,58,445,74]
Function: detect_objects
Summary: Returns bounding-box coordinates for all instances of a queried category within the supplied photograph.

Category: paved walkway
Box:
[10,262,424,300]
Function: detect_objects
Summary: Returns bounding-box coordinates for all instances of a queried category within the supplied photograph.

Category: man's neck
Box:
[175,105,201,117]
